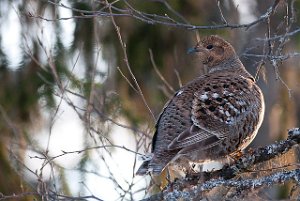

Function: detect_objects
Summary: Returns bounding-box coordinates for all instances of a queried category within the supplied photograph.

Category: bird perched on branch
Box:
[136,35,265,175]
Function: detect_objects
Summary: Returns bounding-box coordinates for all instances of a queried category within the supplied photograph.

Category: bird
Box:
[136,35,265,175]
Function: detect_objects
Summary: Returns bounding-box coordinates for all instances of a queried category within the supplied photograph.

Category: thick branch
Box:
[142,128,300,201]
[162,169,300,201]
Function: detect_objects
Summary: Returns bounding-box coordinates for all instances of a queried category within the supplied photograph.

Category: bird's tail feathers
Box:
[138,153,153,161]
[136,160,150,175]
[136,153,168,175]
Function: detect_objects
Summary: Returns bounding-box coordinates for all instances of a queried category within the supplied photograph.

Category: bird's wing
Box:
[168,75,257,151]
[167,123,225,151]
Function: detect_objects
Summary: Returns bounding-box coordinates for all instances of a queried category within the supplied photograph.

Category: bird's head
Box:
[188,35,238,71]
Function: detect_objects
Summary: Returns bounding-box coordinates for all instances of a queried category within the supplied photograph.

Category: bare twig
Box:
[0,192,40,200]
[217,0,228,24]
[104,0,156,122]
[29,0,279,31]
[174,69,183,88]
[149,49,175,94]
[116,67,139,93]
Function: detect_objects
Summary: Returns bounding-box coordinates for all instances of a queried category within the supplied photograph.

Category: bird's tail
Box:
[136,161,166,175]
[136,153,173,175]
[136,160,150,175]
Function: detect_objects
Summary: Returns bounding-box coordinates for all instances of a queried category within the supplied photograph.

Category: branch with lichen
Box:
[142,128,300,201]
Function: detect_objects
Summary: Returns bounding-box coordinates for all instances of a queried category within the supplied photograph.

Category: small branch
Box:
[105,0,156,122]
[149,49,175,94]
[173,69,183,88]
[217,0,228,24]
[0,192,40,200]
[33,0,279,31]
[256,28,300,42]
[117,66,139,93]
[30,144,144,166]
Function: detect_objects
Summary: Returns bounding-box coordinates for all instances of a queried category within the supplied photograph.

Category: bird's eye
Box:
[206,45,213,49]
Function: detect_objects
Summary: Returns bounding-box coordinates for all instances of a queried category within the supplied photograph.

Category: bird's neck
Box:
[208,56,254,80]
[208,56,252,77]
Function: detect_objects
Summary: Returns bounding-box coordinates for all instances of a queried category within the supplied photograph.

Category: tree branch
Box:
[142,128,300,201]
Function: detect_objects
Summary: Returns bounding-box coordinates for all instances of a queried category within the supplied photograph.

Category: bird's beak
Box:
[187,46,207,54]
[187,47,197,54]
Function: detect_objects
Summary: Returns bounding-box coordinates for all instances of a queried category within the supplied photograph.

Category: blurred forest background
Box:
[0,0,300,200]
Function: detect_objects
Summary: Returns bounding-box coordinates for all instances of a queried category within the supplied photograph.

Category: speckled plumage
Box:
[136,35,265,175]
